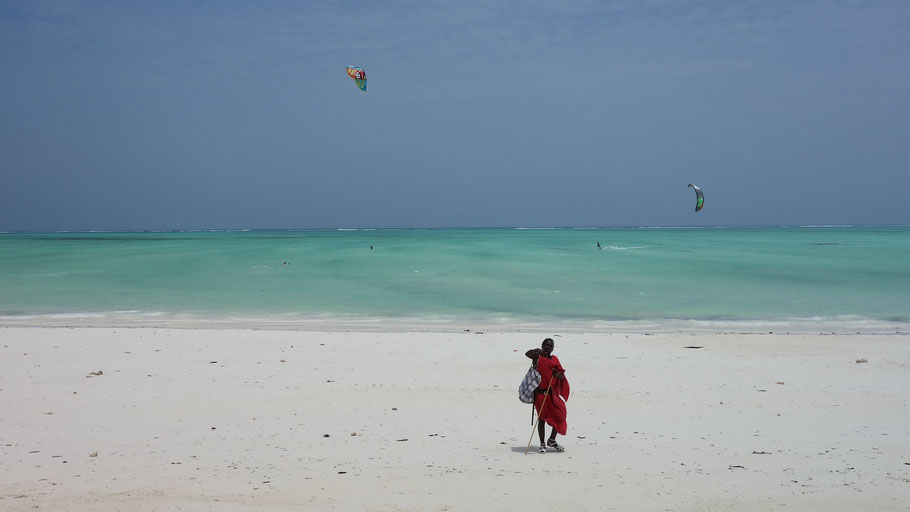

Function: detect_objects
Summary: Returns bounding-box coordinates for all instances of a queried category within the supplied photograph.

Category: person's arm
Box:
[525,348,542,362]
[551,357,565,379]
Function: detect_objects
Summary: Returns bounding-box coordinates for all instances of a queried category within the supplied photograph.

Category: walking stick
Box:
[524,376,554,454]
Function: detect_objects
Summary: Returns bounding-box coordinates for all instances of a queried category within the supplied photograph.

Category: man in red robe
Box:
[525,337,570,453]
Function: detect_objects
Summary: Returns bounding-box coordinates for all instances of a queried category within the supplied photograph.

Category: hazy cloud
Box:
[2,1,908,230]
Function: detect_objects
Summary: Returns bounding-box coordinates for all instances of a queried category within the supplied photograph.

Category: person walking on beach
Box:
[525,337,570,453]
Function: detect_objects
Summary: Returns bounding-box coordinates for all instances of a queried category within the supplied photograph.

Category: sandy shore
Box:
[1,326,908,511]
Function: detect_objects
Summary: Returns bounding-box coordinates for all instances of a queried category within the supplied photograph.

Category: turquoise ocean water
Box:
[1,226,908,332]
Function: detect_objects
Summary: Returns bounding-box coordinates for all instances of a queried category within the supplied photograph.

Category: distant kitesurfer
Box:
[596,241,601,249]
[525,338,569,453]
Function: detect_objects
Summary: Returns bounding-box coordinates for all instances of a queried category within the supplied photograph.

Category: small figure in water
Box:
[596,241,602,249]
[370,245,373,250]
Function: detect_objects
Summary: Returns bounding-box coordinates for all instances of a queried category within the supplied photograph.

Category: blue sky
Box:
[1,0,908,230]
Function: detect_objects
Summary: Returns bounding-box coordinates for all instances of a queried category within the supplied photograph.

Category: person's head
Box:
[541,337,554,355]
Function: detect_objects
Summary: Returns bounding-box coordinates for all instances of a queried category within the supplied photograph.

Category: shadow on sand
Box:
[510,445,562,454]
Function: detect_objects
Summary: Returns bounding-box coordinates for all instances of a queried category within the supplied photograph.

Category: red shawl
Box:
[534,354,570,435]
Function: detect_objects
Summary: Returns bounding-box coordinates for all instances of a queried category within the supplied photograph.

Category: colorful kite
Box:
[688,184,704,212]
[346,66,367,91]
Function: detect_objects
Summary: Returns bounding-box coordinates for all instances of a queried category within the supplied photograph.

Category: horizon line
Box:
[2,224,910,235]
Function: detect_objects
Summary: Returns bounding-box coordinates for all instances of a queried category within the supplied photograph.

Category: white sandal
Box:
[547,439,565,452]
[538,444,546,453]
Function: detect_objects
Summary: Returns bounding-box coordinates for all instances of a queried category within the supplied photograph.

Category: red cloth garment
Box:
[533,354,570,435]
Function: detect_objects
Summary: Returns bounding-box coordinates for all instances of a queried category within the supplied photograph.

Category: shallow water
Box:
[1,226,908,332]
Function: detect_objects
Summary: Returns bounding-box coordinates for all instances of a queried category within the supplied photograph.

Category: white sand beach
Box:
[1,326,908,511]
